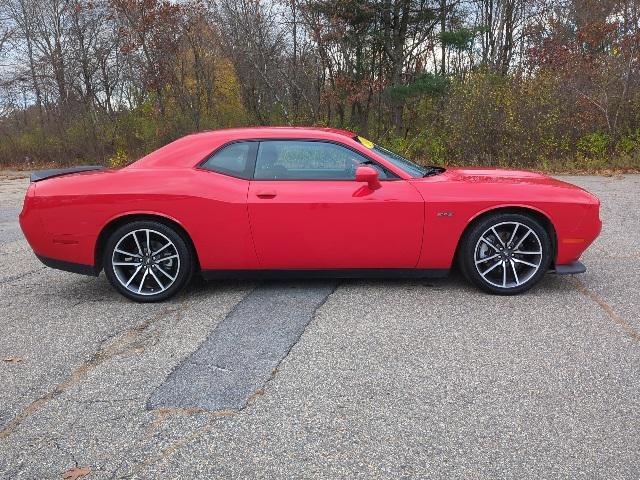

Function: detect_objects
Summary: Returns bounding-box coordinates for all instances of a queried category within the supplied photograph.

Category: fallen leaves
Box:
[62,466,91,480]
[3,356,23,364]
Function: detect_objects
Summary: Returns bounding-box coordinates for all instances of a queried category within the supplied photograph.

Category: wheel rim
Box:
[111,229,180,296]
[474,221,543,289]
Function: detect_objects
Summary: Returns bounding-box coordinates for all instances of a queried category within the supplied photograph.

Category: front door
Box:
[247,140,424,269]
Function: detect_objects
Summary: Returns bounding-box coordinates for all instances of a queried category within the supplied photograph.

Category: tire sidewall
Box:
[103,220,193,302]
[462,213,553,295]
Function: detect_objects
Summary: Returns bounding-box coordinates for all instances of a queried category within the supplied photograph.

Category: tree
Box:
[111,0,184,115]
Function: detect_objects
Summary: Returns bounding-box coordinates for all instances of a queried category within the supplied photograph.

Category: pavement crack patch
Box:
[248,281,339,407]
[148,281,338,412]
[0,299,191,440]
[572,277,640,342]
[135,282,340,476]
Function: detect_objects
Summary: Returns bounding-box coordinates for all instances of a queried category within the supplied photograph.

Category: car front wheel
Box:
[459,213,553,295]
[103,221,193,302]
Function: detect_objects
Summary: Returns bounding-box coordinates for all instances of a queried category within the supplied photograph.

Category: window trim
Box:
[196,140,259,180]
[251,139,399,182]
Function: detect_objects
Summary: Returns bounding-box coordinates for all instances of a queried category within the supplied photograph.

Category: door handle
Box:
[256,190,277,199]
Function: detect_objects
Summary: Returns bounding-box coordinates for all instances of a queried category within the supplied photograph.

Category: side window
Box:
[254,140,388,180]
[201,142,254,179]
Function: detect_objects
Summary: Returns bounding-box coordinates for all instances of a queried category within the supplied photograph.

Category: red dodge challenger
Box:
[19,127,601,301]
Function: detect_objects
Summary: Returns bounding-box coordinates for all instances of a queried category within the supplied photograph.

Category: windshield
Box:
[354,136,442,178]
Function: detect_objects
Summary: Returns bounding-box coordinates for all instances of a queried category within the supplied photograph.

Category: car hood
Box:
[445,167,563,185]
[430,167,593,192]
[411,167,600,205]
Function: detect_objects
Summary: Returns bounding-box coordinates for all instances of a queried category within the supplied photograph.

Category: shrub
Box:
[108,148,130,168]
[577,132,611,159]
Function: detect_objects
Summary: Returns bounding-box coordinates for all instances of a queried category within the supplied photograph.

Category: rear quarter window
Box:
[200,142,256,179]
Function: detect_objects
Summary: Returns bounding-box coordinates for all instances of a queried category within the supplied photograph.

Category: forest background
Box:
[0,0,639,172]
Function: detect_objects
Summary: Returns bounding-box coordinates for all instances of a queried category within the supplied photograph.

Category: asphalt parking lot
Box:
[1,172,639,479]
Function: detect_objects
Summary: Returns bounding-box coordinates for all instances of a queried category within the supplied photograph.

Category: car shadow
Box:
[47,266,576,304]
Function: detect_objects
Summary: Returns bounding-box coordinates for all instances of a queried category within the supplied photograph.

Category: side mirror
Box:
[355,165,381,190]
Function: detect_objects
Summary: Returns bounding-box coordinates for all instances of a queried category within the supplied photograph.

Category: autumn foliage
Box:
[0,0,638,171]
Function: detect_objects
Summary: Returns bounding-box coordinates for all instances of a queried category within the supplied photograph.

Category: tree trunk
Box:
[440,0,446,75]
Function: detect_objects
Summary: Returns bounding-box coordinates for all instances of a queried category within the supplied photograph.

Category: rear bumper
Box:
[20,188,98,268]
[36,254,99,276]
[552,261,586,275]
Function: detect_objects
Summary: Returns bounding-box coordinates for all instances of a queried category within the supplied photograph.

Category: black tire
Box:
[103,220,193,302]
[458,212,553,295]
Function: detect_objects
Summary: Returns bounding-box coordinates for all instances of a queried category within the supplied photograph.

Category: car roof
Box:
[128,127,358,170]
[191,126,356,141]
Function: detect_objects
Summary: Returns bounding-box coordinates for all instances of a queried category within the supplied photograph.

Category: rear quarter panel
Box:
[30,168,258,270]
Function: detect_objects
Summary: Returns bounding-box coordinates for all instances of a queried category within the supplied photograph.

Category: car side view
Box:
[19,127,602,302]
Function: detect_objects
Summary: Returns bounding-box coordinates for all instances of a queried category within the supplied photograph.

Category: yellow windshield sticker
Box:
[357,136,374,149]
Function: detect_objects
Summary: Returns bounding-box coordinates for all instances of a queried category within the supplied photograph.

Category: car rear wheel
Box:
[459,213,553,295]
[104,221,193,302]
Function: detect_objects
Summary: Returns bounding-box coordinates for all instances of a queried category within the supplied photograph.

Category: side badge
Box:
[437,211,454,217]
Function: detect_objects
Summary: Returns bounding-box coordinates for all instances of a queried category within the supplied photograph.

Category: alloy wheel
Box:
[473,221,543,289]
[111,228,180,296]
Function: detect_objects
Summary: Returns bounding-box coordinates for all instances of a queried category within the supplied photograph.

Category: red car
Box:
[19,127,601,301]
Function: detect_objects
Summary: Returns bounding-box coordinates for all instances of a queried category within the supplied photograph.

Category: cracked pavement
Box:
[0,173,639,479]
